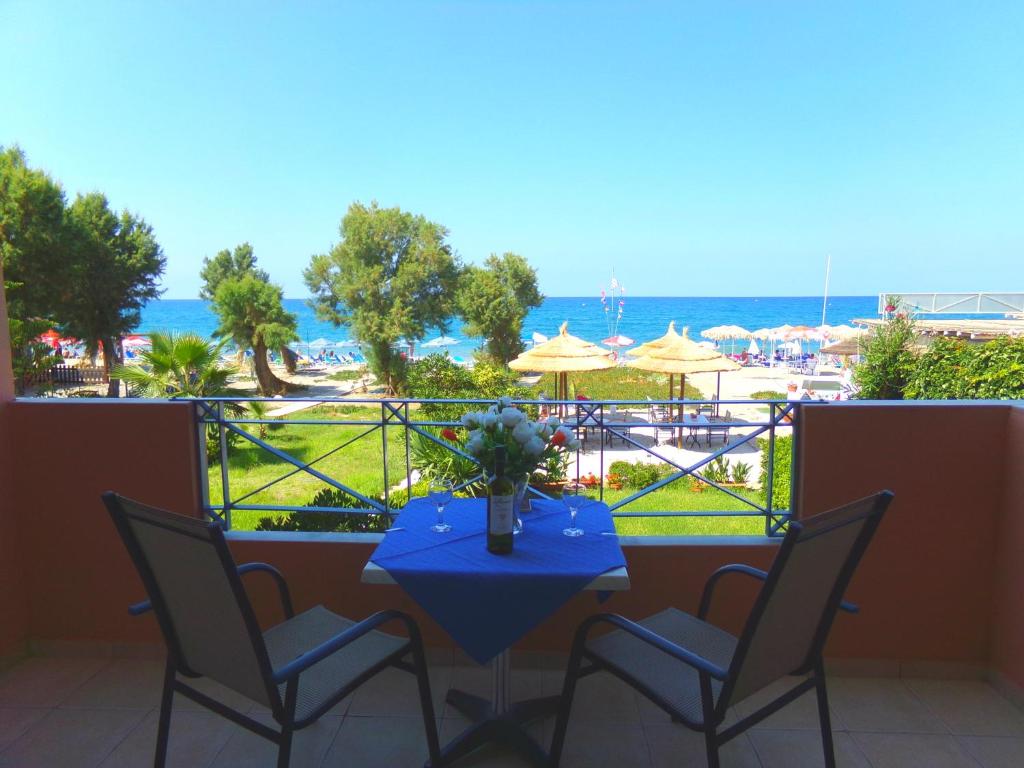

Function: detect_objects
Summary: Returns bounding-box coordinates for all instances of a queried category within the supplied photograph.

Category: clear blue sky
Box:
[2,1,1021,299]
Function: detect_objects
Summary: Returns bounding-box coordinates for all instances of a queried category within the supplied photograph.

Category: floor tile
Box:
[556,719,652,768]
[750,729,869,768]
[434,718,543,767]
[852,732,982,768]
[60,659,165,709]
[210,711,341,768]
[0,708,49,749]
[541,669,640,723]
[99,708,235,768]
[957,735,1024,768]
[322,715,437,767]
[829,678,947,733]
[171,676,260,715]
[905,679,1024,737]
[734,677,844,731]
[0,707,148,768]
[347,665,450,718]
[0,657,108,708]
[645,723,761,768]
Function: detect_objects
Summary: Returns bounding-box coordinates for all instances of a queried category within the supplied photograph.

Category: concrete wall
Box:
[992,405,1024,691]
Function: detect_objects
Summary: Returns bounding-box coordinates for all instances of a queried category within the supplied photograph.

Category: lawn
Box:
[534,367,702,401]
[207,404,412,531]
[602,484,768,536]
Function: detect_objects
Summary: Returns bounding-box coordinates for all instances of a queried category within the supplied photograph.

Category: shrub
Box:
[406,354,530,422]
[731,461,752,485]
[409,428,485,496]
[905,336,1024,400]
[255,487,389,532]
[853,313,917,399]
[702,456,730,484]
[750,390,787,401]
[757,435,792,511]
[607,460,665,489]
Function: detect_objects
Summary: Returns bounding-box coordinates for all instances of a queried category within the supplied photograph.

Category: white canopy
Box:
[747,338,761,355]
[423,335,460,348]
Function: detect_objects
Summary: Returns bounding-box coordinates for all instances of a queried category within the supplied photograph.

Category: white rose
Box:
[497,395,513,409]
[461,412,480,429]
[567,438,581,451]
[545,416,561,428]
[512,420,535,444]
[500,407,524,427]
[481,412,498,429]
[524,435,546,457]
[465,435,485,456]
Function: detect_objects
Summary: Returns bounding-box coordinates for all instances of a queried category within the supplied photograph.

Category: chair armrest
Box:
[127,562,296,620]
[271,609,418,683]
[237,562,294,619]
[578,613,728,680]
[698,563,858,620]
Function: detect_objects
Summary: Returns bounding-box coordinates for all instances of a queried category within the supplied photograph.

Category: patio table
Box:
[362,496,629,766]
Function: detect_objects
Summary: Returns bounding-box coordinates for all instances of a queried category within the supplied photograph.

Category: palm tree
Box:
[113,331,235,398]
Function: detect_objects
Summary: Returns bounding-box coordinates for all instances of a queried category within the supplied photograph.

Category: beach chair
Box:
[550,491,894,768]
[102,493,441,768]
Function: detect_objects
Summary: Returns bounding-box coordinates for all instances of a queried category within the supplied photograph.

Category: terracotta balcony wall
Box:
[0,392,1022,710]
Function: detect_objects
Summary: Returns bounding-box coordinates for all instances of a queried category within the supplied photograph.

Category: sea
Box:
[138,296,880,358]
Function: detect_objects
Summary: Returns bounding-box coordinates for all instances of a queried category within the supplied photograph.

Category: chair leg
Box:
[814,663,837,768]
[409,638,442,767]
[549,634,587,767]
[699,672,720,768]
[703,729,720,768]
[277,679,297,768]
[154,659,175,768]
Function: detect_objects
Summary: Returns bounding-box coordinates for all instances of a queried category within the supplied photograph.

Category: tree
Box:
[211,274,297,395]
[0,146,67,390]
[201,243,299,375]
[457,252,543,363]
[304,201,461,393]
[62,192,165,396]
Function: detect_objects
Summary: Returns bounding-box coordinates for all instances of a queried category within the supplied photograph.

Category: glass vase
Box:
[512,477,528,536]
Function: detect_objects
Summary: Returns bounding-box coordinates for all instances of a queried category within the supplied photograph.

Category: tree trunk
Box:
[102,337,122,398]
[371,340,398,395]
[281,345,297,374]
[252,339,288,396]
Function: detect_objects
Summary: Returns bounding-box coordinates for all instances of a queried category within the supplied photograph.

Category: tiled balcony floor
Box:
[1,655,1023,767]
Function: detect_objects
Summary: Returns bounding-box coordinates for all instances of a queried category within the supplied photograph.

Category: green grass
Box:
[602,484,767,536]
[534,367,702,401]
[208,404,411,531]
[750,390,787,400]
[327,367,368,382]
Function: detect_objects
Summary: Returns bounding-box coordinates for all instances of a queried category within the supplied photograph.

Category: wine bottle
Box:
[487,445,515,554]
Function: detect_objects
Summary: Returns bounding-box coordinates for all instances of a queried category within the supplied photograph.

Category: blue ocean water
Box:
[139,295,879,357]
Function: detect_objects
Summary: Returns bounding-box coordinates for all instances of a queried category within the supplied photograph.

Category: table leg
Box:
[436,649,558,767]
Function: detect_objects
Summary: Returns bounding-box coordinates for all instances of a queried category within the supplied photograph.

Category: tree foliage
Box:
[457,252,543,363]
[198,242,268,300]
[405,353,530,421]
[113,331,235,398]
[61,193,165,396]
[904,336,1024,400]
[852,314,917,400]
[304,201,461,394]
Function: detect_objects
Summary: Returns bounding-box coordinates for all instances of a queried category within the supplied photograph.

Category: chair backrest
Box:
[719,491,893,710]
[102,493,278,710]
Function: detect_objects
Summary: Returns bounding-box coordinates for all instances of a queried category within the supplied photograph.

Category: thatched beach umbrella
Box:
[702,324,751,354]
[629,328,741,446]
[629,320,681,358]
[508,322,614,411]
[820,338,864,357]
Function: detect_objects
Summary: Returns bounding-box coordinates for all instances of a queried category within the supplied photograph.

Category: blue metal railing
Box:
[194,397,799,536]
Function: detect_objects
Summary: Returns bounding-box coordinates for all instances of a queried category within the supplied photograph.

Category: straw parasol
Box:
[628,328,741,445]
[820,338,865,357]
[508,322,614,408]
[629,320,680,357]
[701,324,752,341]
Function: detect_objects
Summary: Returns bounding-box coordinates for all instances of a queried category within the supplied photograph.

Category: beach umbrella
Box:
[820,338,864,356]
[508,322,614,412]
[701,325,752,341]
[768,324,793,340]
[37,329,61,349]
[531,331,548,346]
[628,328,741,445]
[602,334,634,349]
[747,339,761,356]
[333,339,359,348]
[309,338,333,349]
[629,320,681,357]
[122,334,151,349]
[423,335,460,348]
[828,325,865,341]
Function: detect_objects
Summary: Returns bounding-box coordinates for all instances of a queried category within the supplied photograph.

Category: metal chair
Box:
[550,491,894,768]
[102,492,442,768]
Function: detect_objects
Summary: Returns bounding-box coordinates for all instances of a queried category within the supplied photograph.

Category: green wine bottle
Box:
[487,445,515,554]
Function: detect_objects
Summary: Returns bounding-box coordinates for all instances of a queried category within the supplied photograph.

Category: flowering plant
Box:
[461,396,580,480]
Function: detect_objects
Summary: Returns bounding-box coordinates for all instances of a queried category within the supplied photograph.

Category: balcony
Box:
[1,390,1023,766]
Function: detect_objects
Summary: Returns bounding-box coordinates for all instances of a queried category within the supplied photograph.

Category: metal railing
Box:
[195,397,799,536]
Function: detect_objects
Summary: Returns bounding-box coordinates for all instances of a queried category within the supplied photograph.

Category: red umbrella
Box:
[37,329,60,349]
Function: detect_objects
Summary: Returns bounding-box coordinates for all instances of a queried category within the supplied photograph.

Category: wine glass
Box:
[561,481,586,537]
[428,479,453,533]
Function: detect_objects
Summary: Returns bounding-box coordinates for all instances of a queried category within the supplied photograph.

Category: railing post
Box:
[404,401,412,504]
[598,403,605,503]
[765,402,777,537]
[381,400,390,515]
[789,402,800,522]
[195,401,212,521]
[217,401,231,530]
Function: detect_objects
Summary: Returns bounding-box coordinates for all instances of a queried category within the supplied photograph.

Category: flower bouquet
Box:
[460,397,580,513]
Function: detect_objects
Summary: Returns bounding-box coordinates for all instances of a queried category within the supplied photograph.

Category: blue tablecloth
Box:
[369,496,627,664]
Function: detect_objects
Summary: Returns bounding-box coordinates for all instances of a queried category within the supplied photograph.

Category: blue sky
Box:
[2,1,1022,299]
